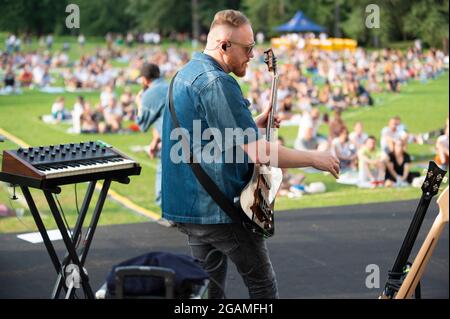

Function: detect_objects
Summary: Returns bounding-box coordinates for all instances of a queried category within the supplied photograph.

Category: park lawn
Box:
[274,168,430,211]
[0,35,448,233]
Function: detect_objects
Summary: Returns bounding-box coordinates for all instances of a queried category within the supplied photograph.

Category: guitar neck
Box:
[395,214,448,298]
[391,195,432,272]
[382,195,433,298]
[380,162,447,299]
[395,186,449,299]
[265,73,278,142]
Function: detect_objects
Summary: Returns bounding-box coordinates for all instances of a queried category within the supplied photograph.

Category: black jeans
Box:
[175,222,278,299]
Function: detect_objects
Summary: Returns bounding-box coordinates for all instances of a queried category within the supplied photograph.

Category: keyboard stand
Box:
[0,172,131,299]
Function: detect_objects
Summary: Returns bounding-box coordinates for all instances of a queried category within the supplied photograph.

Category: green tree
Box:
[126,0,192,35]
[126,0,241,37]
[242,0,293,35]
[339,0,449,48]
[340,0,390,47]
[243,0,343,37]
[0,0,68,34]
[198,0,241,30]
[0,0,447,49]
[288,0,336,36]
[76,0,134,35]
[403,0,449,48]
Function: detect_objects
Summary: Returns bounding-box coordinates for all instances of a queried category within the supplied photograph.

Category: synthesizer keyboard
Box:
[1,140,141,186]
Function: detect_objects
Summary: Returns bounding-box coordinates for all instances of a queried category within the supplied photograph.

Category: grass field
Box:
[0,36,448,233]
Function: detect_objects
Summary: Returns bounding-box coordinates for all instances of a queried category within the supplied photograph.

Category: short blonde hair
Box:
[210,10,250,30]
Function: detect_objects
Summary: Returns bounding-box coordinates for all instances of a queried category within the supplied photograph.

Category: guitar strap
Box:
[167,73,247,227]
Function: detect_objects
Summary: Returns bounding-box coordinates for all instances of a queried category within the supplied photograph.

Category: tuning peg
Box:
[443,177,448,184]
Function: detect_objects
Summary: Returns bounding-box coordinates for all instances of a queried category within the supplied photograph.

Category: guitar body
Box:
[240,164,283,236]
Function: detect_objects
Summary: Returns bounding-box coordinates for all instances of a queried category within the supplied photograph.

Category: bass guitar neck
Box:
[380,161,447,298]
[395,186,449,299]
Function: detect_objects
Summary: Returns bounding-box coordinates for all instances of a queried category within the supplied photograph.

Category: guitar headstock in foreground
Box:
[421,161,447,200]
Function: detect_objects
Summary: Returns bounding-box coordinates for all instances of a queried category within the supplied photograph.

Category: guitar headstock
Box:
[264,49,277,75]
[421,161,447,199]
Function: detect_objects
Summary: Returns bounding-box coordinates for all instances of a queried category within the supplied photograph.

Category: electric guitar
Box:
[395,186,449,299]
[379,161,447,298]
[238,49,283,238]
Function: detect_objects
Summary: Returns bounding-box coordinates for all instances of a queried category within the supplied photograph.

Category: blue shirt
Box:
[161,52,260,224]
[136,77,168,135]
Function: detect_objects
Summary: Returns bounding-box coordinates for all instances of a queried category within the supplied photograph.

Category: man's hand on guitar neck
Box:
[242,139,340,179]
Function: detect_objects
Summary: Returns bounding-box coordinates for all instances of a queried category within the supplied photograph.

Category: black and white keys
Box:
[35,157,136,179]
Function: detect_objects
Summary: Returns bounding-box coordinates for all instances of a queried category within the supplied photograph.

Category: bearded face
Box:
[223,24,254,78]
[227,54,250,77]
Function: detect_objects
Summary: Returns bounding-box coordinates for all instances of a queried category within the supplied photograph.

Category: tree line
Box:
[0,0,448,48]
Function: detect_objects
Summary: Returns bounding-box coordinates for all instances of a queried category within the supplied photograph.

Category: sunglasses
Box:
[218,40,256,55]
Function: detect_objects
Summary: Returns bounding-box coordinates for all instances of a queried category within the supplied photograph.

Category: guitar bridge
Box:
[255,189,273,228]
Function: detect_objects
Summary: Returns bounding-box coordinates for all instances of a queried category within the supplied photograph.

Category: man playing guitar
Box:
[161,9,339,299]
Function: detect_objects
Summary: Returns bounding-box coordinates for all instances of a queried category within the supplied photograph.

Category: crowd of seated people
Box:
[48,82,138,134]
[243,45,447,118]
[1,34,191,95]
[288,107,446,188]
[2,34,448,183]
[3,33,446,106]
[1,53,59,90]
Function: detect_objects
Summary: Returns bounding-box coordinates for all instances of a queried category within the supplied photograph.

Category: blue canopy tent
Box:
[274,11,325,33]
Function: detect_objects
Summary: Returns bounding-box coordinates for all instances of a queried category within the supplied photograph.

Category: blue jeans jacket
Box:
[136,77,169,136]
[136,77,168,206]
[161,52,259,224]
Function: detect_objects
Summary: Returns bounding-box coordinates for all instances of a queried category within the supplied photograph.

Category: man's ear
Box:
[220,41,230,52]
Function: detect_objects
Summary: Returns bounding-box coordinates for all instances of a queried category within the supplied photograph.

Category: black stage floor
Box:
[0,200,448,299]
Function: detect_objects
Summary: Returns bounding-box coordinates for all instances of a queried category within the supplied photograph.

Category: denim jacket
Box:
[136,77,169,135]
[161,52,259,224]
